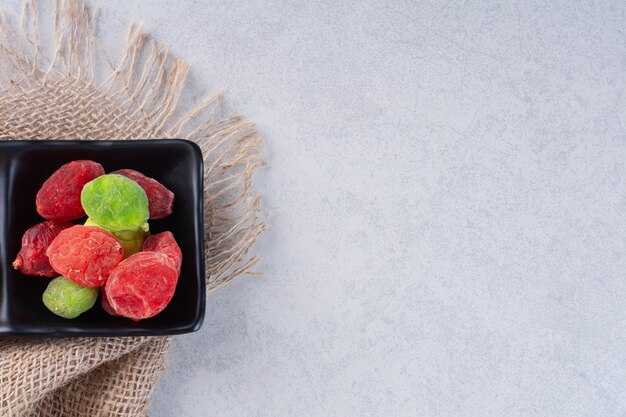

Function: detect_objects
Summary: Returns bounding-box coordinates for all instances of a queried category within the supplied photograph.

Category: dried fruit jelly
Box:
[13,221,73,276]
[47,225,124,287]
[112,169,174,219]
[142,231,182,272]
[36,160,104,221]
[42,276,98,319]
[81,174,149,231]
[84,217,149,258]
[105,252,179,320]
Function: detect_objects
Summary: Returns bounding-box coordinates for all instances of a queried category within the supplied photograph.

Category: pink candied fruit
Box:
[46,225,124,287]
[104,252,179,320]
[142,231,182,273]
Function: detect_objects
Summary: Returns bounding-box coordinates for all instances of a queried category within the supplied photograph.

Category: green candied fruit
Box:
[84,217,149,258]
[42,276,98,319]
[81,174,149,231]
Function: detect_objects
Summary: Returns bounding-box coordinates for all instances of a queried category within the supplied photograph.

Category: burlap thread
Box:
[0,1,266,416]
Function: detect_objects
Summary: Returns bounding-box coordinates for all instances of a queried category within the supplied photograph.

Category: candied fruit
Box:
[85,217,149,258]
[46,225,124,287]
[42,276,98,319]
[14,158,185,321]
[142,231,182,273]
[105,252,179,320]
[36,160,104,221]
[13,221,73,276]
[99,286,120,317]
[112,169,174,219]
[81,174,149,231]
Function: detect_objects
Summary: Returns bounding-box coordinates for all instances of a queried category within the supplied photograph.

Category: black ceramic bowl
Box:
[0,140,205,336]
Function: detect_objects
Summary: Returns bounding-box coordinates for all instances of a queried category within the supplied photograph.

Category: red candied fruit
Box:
[46,225,124,287]
[142,231,182,273]
[12,221,74,276]
[36,160,104,221]
[104,252,179,320]
[99,286,120,317]
[111,169,174,219]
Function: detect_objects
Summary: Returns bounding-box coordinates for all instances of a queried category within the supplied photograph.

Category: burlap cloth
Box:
[0,1,266,416]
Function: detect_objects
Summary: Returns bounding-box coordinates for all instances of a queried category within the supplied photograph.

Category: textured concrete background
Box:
[45,1,626,416]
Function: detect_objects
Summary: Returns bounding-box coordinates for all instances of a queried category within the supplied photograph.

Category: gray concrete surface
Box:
[45,1,626,416]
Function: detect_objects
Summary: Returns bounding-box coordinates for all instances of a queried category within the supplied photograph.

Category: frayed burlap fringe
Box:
[0,1,266,416]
